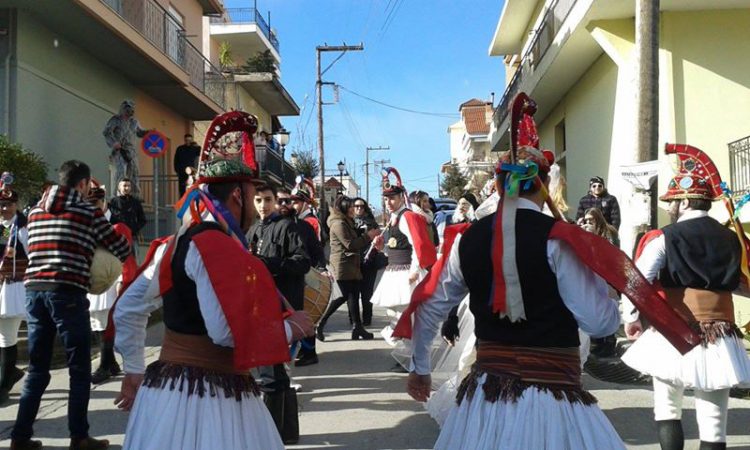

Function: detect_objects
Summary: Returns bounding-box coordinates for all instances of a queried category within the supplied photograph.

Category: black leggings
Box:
[320,279,362,327]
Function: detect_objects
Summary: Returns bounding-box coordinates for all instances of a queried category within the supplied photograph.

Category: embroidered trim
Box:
[455,365,598,406]
[143,360,259,401]
[385,264,411,272]
[696,320,744,346]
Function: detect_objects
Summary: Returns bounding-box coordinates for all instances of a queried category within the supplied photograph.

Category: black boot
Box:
[657,419,684,450]
[362,299,373,327]
[347,291,373,340]
[91,332,114,384]
[0,345,25,404]
[698,442,726,450]
[316,296,347,342]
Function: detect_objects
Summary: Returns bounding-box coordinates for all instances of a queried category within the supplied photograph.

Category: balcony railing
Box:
[259,145,296,187]
[729,135,750,197]
[210,8,280,52]
[101,0,226,109]
[493,0,577,131]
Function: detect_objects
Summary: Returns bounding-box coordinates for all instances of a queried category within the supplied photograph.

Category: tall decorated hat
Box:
[291,175,317,207]
[660,143,721,202]
[490,92,556,322]
[0,172,18,203]
[381,166,407,197]
[195,111,261,185]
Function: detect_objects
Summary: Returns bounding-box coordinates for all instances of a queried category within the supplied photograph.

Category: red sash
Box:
[192,230,289,370]
[394,222,471,339]
[403,211,437,269]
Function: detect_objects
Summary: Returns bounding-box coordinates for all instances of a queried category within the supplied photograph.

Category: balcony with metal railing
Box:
[101,0,226,109]
[729,135,750,197]
[493,0,578,132]
[210,7,280,53]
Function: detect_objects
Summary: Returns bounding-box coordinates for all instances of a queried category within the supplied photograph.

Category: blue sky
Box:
[225,0,506,201]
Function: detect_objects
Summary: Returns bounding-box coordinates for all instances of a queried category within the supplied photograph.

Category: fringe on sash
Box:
[697,320,744,346]
[143,360,260,402]
[455,365,598,406]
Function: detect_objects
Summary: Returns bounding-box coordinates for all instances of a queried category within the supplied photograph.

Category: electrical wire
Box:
[338,85,459,118]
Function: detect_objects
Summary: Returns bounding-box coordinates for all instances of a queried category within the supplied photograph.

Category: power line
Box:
[338,85,459,118]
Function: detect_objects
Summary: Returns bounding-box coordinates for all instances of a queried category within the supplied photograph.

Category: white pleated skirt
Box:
[370,268,421,308]
[88,280,118,312]
[124,382,284,450]
[435,373,625,450]
[0,281,26,318]
[622,328,750,391]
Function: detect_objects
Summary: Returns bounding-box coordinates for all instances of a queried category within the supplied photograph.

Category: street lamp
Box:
[337,160,345,193]
[276,127,290,185]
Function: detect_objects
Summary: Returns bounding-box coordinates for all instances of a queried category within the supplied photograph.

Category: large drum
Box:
[304,269,332,324]
[89,247,122,295]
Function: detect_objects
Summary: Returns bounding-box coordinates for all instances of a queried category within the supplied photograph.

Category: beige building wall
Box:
[533,9,750,324]
[135,90,190,182]
[13,10,133,184]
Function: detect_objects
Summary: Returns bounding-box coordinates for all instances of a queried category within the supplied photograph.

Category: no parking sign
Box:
[141,130,169,158]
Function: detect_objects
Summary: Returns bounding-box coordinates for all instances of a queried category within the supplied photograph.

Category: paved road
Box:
[1,309,749,449]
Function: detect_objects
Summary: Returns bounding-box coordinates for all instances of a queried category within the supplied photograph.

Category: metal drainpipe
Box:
[3,11,14,135]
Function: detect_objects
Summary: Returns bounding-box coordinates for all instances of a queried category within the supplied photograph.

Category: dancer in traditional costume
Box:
[0,174,27,404]
[370,168,436,370]
[86,181,137,384]
[113,111,313,450]
[621,144,750,450]
[394,93,701,450]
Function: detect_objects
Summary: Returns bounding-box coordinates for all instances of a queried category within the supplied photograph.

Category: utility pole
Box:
[365,146,389,204]
[316,43,364,222]
[636,0,659,163]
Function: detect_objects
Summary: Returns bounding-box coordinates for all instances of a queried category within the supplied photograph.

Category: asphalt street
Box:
[1,309,749,449]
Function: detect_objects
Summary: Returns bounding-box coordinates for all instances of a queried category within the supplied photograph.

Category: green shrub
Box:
[0,135,48,205]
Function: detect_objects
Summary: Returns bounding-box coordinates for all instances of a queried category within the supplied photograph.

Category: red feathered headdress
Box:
[196,111,260,184]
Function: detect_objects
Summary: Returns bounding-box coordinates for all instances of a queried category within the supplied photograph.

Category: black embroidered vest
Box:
[459,209,580,347]
[384,209,413,266]
[660,216,741,291]
[162,222,224,335]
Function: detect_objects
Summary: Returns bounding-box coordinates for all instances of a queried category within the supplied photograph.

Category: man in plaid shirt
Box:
[11,160,130,450]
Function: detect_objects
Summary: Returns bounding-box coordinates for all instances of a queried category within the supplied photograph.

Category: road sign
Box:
[141,130,169,158]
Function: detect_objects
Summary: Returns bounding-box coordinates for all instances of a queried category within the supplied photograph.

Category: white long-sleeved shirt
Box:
[115,239,293,374]
[410,198,621,375]
[621,210,709,323]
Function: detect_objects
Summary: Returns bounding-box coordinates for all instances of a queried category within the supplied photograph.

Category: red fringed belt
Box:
[456,341,596,406]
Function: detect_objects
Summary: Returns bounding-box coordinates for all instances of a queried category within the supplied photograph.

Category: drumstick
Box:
[364,223,390,262]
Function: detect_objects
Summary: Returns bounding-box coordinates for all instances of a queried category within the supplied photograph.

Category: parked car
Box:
[433,198,457,212]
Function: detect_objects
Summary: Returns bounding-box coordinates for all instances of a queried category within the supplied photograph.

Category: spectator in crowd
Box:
[579,207,620,358]
[173,134,201,198]
[576,176,621,230]
[277,187,325,367]
[410,191,439,247]
[317,196,379,341]
[248,183,310,444]
[352,198,383,327]
[437,192,478,243]
[11,160,130,450]
[109,178,146,240]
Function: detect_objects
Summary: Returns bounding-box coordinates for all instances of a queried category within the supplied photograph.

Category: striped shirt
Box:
[24,185,131,293]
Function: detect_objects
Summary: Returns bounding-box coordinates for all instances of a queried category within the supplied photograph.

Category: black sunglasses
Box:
[277,198,292,205]
[354,203,366,208]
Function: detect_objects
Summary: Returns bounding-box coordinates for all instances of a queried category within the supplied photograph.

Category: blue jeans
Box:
[12,289,92,440]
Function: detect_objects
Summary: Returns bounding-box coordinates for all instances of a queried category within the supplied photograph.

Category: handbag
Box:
[264,386,299,445]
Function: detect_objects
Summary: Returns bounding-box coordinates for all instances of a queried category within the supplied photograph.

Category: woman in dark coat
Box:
[353,198,383,326]
[317,196,379,340]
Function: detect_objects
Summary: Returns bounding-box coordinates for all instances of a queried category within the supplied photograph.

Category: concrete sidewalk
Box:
[0,309,749,449]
